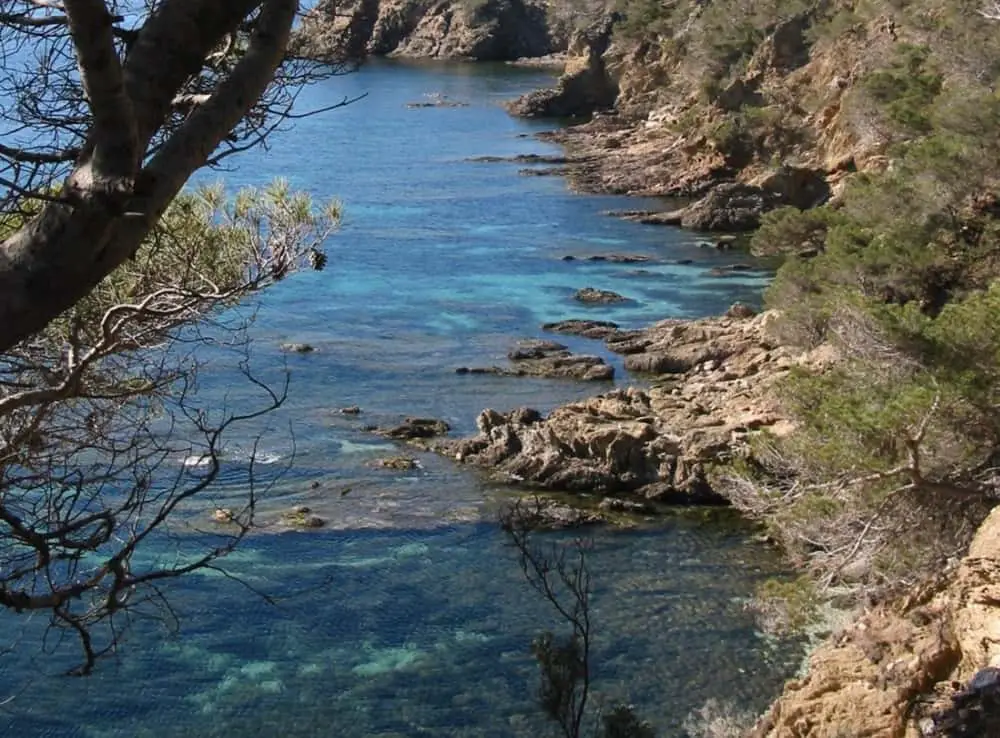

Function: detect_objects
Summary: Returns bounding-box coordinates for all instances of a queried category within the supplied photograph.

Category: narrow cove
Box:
[0,60,801,737]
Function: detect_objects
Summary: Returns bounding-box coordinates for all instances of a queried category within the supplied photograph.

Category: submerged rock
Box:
[377,417,451,440]
[212,508,235,524]
[562,253,654,264]
[507,498,604,529]
[371,455,421,470]
[280,506,326,529]
[457,338,614,381]
[542,319,620,339]
[705,263,759,277]
[405,96,470,108]
[280,342,316,353]
[467,154,569,164]
[574,287,630,304]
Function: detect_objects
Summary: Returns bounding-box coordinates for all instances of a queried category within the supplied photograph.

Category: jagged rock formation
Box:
[433,311,819,503]
[295,0,566,61]
[753,507,1000,738]
[516,3,914,232]
[505,13,619,117]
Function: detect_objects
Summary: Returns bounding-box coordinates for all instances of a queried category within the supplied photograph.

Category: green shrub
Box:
[751,205,846,257]
[863,44,942,133]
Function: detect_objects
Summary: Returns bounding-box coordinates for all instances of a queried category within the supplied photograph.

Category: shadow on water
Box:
[0,518,801,738]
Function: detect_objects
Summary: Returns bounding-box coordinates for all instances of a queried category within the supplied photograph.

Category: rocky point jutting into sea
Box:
[296,1,1000,736]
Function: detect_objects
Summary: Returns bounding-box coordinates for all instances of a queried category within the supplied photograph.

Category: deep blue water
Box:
[0,61,794,736]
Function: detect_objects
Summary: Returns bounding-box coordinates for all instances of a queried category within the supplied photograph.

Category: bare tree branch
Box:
[0,0,354,353]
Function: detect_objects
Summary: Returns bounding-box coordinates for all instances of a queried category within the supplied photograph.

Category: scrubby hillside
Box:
[513,2,1000,732]
[521,1,1000,228]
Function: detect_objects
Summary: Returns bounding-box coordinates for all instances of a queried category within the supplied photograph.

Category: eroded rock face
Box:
[296,0,560,61]
[506,14,618,118]
[526,11,894,241]
[437,311,803,502]
[754,507,1000,738]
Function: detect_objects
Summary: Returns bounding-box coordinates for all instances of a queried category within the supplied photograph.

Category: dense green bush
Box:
[751,205,846,257]
[722,6,1000,595]
[863,44,942,133]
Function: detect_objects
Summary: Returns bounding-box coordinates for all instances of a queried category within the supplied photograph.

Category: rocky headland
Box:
[432,310,818,505]
[500,6,901,235]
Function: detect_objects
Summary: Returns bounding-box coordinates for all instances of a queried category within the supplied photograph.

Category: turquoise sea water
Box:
[0,61,796,736]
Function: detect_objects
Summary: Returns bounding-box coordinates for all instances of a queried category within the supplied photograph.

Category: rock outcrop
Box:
[456,338,614,381]
[436,311,808,503]
[753,507,1000,738]
[376,417,451,439]
[506,13,618,118]
[295,0,564,61]
[542,319,620,339]
[443,388,722,500]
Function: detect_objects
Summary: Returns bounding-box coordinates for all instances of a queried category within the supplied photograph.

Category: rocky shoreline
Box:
[372,309,816,516]
[294,9,1000,731]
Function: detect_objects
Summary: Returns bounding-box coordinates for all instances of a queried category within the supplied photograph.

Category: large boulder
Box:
[676,182,780,232]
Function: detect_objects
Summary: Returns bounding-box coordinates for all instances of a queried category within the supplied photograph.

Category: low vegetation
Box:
[608,0,1000,619]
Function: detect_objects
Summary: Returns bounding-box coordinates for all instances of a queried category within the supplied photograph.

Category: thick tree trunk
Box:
[0,0,297,353]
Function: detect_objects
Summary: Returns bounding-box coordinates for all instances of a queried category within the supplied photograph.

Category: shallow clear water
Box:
[0,61,795,736]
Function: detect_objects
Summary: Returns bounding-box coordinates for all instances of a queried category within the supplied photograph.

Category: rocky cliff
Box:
[295,0,570,61]
[754,506,1000,738]
[506,1,921,232]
